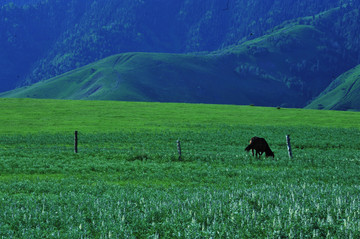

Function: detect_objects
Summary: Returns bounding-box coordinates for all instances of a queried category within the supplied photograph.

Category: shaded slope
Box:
[0,52,295,106]
[0,22,355,107]
[306,64,360,111]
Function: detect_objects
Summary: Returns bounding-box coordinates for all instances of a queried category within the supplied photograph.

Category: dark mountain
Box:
[1,0,358,93]
[1,0,360,110]
[0,0,41,6]
[2,8,358,108]
[0,0,92,91]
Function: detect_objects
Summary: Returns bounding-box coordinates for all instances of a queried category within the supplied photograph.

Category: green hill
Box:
[0,21,355,108]
[0,51,299,106]
[306,64,360,111]
[2,0,354,92]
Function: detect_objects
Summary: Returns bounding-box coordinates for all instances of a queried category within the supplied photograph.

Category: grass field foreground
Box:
[1,98,360,238]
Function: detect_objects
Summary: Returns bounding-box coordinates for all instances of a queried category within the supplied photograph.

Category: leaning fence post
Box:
[177,140,182,161]
[74,131,78,153]
[286,135,292,159]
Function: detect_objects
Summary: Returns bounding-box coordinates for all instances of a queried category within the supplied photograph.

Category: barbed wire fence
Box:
[0,130,299,161]
[0,130,254,162]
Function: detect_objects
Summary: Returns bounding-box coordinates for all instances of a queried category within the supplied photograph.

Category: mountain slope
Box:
[306,64,360,111]
[0,52,295,106]
[1,0,358,93]
[1,21,356,108]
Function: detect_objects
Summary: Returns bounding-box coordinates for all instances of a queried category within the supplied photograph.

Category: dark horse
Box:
[245,136,274,158]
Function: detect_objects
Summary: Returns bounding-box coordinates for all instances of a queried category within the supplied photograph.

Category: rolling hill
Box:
[0,18,356,108]
[1,0,359,93]
[0,52,293,106]
[306,64,360,111]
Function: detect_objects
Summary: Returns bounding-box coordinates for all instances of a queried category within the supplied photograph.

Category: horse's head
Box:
[266,150,274,158]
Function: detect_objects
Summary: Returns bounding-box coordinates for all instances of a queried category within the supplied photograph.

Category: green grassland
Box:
[1,98,360,134]
[1,98,360,238]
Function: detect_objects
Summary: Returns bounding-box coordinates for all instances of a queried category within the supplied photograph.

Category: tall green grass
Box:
[1,98,359,134]
[1,98,360,238]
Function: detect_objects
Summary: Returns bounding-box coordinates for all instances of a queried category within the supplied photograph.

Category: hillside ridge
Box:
[306,64,360,110]
[1,0,359,92]
[1,18,357,109]
[1,4,360,110]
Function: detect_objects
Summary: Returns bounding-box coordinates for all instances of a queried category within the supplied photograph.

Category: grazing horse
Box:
[245,136,274,158]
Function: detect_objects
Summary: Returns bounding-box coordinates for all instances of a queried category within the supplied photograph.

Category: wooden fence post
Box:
[286,135,292,159]
[177,140,182,161]
[74,131,78,153]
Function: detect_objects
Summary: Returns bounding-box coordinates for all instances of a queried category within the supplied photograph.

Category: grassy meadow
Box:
[1,98,360,238]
